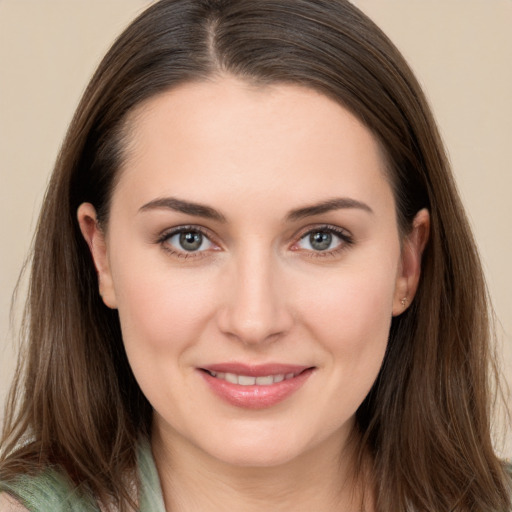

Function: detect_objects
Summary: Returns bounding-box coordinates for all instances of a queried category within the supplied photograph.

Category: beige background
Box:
[0,1,511,456]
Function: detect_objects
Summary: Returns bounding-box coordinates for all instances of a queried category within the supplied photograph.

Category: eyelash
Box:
[156,224,354,259]
[292,224,354,258]
[157,225,217,259]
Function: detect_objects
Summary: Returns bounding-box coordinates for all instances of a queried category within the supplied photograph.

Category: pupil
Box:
[180,231,202,251]
[310,231,332,251]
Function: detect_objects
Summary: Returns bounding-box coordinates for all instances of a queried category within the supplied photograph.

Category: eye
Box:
[161,227,215,254]
[294,226,353,253]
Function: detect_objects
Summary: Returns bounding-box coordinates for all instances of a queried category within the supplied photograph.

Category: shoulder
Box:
[0,439,158,512]
[0,471,99,512]
[0,493,29,512]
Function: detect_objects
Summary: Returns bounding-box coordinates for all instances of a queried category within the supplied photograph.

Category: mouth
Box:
[198,364,315,409]
[202,369,306,386]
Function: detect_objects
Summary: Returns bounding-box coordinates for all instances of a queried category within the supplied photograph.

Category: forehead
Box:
[113,77,394,217]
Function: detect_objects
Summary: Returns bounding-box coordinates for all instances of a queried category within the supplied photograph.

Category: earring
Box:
[401,297,407,307]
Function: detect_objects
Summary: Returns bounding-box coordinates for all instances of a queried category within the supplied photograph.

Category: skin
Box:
[78,77,429,511]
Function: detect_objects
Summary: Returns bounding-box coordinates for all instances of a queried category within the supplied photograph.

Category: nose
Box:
[216,247,293,346]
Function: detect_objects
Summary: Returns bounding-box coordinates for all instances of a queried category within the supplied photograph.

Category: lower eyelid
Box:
[170,232,212,250]
[157,226,218,253]
[156,225,353,257]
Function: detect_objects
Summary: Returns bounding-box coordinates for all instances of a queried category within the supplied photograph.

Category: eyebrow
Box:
[286,198,373,221]
[138,196,373,222]
[139,197,227,222]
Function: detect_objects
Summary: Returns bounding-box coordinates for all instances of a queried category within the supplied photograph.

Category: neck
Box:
[151,425,374,512]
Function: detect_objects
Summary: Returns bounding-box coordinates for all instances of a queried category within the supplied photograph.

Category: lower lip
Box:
[199,368,314,409]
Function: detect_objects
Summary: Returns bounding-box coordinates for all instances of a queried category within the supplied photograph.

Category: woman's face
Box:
[79,77,427,468]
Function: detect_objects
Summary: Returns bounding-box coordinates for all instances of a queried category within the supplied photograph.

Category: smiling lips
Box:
[199,363,314,409]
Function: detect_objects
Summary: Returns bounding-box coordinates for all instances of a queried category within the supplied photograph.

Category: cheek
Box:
[302,263,395,338]
[111,257,217,356]
[281,263,397,440]
[111,263,221,412]
[297,259,397,384]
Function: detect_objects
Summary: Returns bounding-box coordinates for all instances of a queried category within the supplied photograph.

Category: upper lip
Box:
[199,363,312,377]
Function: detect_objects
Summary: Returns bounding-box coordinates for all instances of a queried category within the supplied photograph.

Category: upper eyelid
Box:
[158,225,215,241]
[294,223,353,240]
[290,224,354,254]
[157,226,218,258]
[157,225,219,250]
[156,223,353,250]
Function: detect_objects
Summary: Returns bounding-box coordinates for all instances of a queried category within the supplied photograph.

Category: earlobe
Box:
[77,203,117,309]
[392,208,430,316]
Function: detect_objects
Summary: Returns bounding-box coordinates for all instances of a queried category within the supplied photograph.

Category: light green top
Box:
[2,447,511,511]
[0,440,165,511]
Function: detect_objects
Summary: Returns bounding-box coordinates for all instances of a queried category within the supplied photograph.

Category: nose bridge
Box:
[218,242,291,344]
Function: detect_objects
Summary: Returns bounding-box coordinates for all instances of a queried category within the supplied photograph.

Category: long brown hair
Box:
[1,0,510,510]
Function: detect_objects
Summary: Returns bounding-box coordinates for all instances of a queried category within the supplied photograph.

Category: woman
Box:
[0,0,510,510]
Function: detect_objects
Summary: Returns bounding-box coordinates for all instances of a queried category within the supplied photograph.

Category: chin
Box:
[194,422,343,470]
[208,443,305,469]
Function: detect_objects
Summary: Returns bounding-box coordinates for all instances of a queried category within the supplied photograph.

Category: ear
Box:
[77,203,117,309]
[392,208,430,316]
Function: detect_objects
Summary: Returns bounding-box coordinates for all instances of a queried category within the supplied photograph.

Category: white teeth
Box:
[225,373,238,384]
[208,371,300,385]
[238,375,256,385]
[255,375,274,385]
